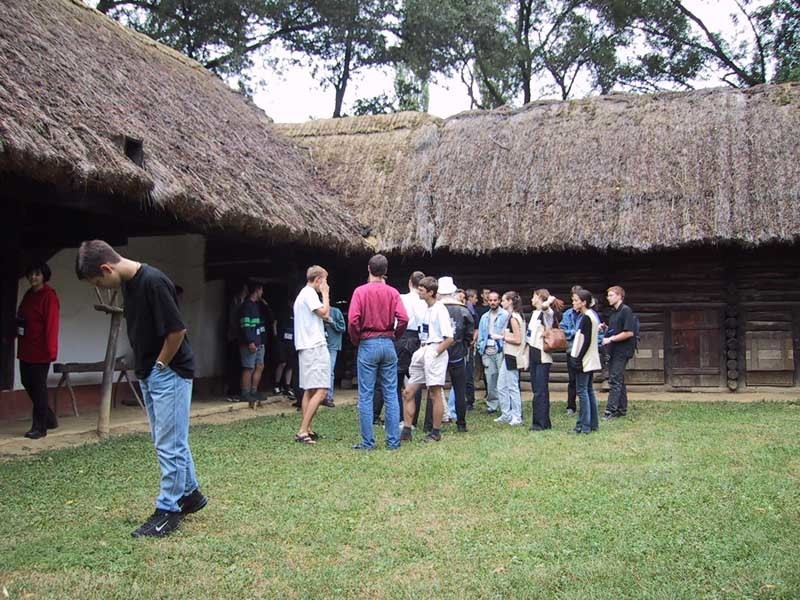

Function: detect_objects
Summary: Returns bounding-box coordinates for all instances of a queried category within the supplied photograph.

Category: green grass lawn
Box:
[1,400,799,599]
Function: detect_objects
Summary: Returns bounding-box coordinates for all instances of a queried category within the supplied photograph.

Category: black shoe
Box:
[603,413,618,421]
[285,388,296,401]
[131,509,182,538]
[530,425,545,431]
[178,489,208,516]
[457,424,468,433]
[400,428,412,443]
[272,386,282,396]
[466,404,474,411]
[226,394,241,403]
[23,429,46,439]
[322,399,335,408]
[569,429,589,435]
[422,431,442,443]
[484,409,498,415]
[46,416,59,429]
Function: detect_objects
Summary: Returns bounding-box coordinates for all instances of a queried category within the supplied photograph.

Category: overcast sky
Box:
[251,0,757,123]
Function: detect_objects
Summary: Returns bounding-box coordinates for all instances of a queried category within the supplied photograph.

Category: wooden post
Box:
[94,289,124,437]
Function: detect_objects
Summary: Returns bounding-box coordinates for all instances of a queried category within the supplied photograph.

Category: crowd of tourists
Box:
[16,243,638,537]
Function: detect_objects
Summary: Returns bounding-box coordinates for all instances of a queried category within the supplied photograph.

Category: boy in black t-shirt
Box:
[76,240,206,538]
[601,285,636,419]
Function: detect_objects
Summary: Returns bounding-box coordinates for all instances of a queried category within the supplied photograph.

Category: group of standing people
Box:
[15,242,638,539]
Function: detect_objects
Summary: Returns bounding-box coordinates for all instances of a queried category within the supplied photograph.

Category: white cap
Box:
[438,276,457,295]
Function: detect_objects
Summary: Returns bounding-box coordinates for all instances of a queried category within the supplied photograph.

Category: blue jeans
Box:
[575,371,599,433]
[357,338,400,449]
[139,366,198,512]
[326,348,339,401]
[497,360,521,421]
[481,352,503,410]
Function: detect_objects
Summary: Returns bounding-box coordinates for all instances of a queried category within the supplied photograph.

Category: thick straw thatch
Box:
[0,0,364,251]
[278,84,800,255]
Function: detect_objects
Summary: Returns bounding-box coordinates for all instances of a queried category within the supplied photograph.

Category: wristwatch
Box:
[155,360,166,371]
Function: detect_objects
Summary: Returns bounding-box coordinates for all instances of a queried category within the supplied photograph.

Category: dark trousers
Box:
[465,349,476,406]
[19,361,56,432]
[531,360,552,430]
[605,351,630,416]
[567,362,578,411]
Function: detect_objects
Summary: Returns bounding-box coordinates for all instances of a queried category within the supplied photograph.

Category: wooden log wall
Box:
[388,243,800,390]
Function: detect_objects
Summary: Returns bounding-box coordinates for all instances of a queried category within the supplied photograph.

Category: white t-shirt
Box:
[418,301,453,343]
[293,285,325,350]
[400,291,428,332]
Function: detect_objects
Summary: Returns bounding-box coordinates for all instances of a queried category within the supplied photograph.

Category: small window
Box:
[124,137,144,167]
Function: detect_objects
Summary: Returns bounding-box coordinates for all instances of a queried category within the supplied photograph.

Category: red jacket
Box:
[17,284,60,363]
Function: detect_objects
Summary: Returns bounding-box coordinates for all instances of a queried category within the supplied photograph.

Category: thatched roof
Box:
[277,84,800,255]
[0,0,365,252]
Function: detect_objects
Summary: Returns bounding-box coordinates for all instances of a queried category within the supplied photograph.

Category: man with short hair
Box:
[394,270,427,428]
[402,276,454,443]
[293,265,331,444]
[323,304,346,408]
[75,240,206,537]
[239,280,267,408]
[477,291,508,414]
[602,285,636,420]
[348,254,408,450]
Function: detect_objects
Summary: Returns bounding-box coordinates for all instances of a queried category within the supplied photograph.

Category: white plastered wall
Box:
[13,234,225,389]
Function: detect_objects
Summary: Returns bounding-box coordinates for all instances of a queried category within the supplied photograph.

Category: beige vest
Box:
[570,310,601,372]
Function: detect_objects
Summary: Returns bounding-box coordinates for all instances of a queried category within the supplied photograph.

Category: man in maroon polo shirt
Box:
[347,254,408,450]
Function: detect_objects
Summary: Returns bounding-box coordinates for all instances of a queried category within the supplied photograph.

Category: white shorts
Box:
[408,344,449,387]
[298,345,330,390]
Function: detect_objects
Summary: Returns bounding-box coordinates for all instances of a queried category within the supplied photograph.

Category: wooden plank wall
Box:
[391,244,799,389]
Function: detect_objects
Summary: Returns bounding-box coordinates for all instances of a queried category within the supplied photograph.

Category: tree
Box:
[94,0,323,77]
[285,0,395,117]
[757,0,800,83]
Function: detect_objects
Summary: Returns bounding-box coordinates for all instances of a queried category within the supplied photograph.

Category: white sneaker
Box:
[509,419,523,426]
[494,416,511,423]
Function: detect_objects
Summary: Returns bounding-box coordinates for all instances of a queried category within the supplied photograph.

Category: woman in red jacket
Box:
[17,263,60,439]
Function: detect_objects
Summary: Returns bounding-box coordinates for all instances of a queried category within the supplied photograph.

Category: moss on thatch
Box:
[277,84,800,255]
[0,0,365,252]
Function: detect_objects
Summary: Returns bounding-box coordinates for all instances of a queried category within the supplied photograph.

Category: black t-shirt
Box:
[608,303,636,357]
[444,302,475,362]
[122,264,195,379]
[475,303,491,321]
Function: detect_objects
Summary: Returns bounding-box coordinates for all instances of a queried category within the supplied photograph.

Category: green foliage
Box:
[284,0,395,117]
[2,401,799,598]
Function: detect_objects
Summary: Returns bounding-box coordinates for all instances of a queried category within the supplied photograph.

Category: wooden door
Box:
[669,309,723,387]
[745,309,796,386]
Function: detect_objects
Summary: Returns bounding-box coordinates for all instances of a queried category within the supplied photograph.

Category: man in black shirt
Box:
[601,285,636,419]
[76,240,206,538]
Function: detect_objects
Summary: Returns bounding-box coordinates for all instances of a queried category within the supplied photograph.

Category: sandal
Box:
[308,431,322,441]
[294,433,316,445]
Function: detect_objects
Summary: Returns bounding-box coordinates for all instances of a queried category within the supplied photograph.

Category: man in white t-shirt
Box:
[401,276,454,443]
[292,265,330,445]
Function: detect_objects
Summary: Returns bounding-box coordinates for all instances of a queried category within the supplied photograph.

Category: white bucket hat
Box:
[437,276,457,295]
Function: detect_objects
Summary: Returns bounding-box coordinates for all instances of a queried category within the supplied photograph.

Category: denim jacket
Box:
[477,307,509,354]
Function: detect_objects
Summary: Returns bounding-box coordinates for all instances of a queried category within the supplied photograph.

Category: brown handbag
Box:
[543,321,568,353]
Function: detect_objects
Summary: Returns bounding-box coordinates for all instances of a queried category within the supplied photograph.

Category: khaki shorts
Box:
[298,344,330,390]
[408,344,449,387]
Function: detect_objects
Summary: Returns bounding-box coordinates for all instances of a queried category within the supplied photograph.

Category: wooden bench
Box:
[52,358,144,417]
